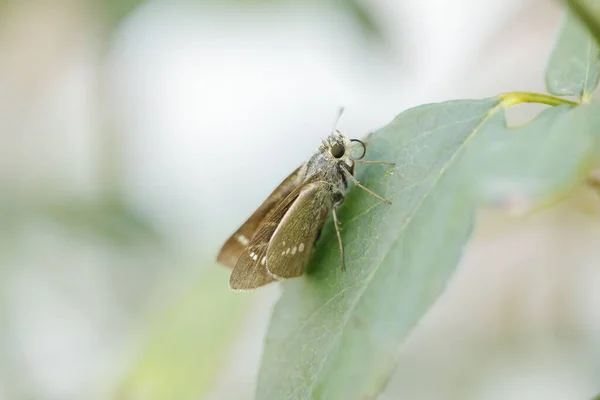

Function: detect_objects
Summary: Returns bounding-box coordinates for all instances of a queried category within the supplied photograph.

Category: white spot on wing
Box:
[291,246,297,255]
[299,243,305,252]
[286,248,291,255]
[237,235,250,246]
[252,254,258,261]
[261,256,266,265]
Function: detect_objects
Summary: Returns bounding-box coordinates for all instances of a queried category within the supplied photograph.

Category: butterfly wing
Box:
[228,180,310,290]
[217,165,306,268]
[266,181,333,279]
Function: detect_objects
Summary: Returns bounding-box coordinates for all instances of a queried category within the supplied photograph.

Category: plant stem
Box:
[499,92,579,108]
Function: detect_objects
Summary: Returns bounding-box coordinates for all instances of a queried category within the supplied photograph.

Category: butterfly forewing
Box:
[266,181,333,279]
[217,165,305,268]
[228,179,314,291]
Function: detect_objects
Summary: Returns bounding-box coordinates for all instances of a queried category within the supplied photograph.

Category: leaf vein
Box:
[390,115,483,154]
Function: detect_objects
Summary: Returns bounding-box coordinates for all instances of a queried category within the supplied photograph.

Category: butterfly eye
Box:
[330,143,345,158]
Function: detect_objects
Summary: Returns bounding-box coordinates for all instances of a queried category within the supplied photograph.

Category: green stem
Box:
[499,92,579,108]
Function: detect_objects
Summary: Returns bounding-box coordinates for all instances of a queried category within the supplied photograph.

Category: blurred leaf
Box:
[98,0,386,46]
[102,0,146,31]
[0,194,160,248]
[339,0,386,44]
[116,267,253,400]
[546,2,600,99]
[256,99,500,400]
[566,0,600,46]
[465,104,596,211]
[44,199,161,247]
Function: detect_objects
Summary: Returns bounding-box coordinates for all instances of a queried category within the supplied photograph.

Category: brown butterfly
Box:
[217,126,394,291]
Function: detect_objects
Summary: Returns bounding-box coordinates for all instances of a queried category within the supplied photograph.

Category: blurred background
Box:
[1,0,599,399]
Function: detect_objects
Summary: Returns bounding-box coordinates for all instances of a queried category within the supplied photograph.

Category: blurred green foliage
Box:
[44,199,161,247]
[116,267,253,400]
[103,0,146,31]
[100,0,386,45]
[566,0,600,45]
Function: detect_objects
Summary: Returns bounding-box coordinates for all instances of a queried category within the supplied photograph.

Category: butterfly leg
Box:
[332,202,345,271]
[342,168,392,205]
[353,160,395,166]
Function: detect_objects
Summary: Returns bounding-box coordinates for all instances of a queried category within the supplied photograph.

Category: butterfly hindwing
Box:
[217,165,306,268]
[228,179,312,290]
[266,181,333,279]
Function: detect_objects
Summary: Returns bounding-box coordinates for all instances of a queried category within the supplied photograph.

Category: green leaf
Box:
[546,5,600,99]
[465,104,595,210]
[339,0,386,45]
[566,0,600,48]
[115,267,253,400]
[584,102,600,145]
[256,99,500,400]
[102,0,145,32]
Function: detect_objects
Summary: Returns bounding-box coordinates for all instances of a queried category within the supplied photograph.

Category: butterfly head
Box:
[320,130,366,169]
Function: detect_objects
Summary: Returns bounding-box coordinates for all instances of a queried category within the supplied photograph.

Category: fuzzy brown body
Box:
[217,131,391,291]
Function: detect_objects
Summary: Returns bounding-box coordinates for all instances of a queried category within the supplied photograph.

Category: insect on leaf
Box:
[256,98,500,400]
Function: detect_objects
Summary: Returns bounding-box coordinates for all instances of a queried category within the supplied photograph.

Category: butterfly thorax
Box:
[303,132,354,199]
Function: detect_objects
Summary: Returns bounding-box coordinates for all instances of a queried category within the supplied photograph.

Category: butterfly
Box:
[217,123,394,291]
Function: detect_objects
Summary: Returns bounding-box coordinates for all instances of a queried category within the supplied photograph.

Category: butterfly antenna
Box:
[333,106,345,134]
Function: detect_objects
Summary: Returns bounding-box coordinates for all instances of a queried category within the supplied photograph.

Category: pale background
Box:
[1,0,599,399]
